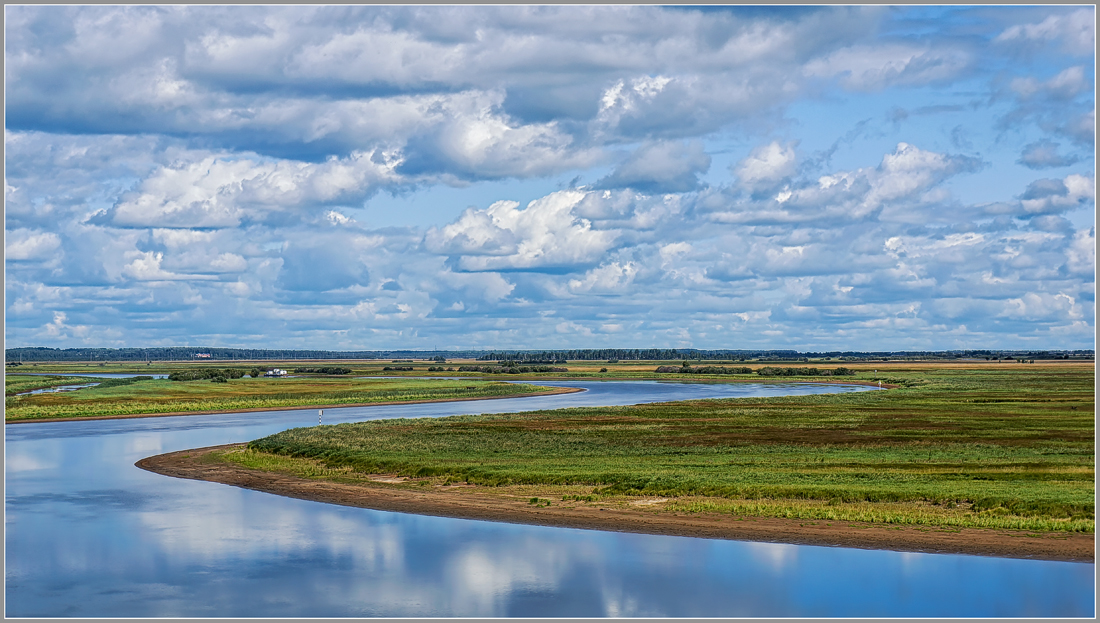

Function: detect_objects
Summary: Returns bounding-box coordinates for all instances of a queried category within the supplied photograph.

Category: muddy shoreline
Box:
[138,444,1094,564]
[5,386,584,424]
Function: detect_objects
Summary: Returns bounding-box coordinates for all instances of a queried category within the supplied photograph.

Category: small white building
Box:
[263,368,288,377]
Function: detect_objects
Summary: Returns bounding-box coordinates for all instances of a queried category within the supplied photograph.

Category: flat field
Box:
[4,375,559,422]
[5,374,95,396]
[232,362,1094,533]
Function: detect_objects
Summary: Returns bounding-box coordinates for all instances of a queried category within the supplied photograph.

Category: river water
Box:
[4,380,1094,617]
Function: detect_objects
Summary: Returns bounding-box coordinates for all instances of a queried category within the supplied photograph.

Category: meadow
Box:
[4,375,556,421]
[233,363,1094,532]
[5,374,94,396]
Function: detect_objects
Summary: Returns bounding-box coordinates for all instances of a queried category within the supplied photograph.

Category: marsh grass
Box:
[237,365,1094,532]
[5,377,551,420]
[5,375,93,396]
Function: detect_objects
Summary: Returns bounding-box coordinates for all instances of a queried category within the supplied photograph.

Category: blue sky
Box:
[4,5,1095,351]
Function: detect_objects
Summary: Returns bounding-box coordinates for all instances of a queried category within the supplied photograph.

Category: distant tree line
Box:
[6,346,1094,364]
[3,347,491,362]
[477,349,786,362]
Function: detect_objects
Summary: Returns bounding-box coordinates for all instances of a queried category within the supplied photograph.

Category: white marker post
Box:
[319,409,323,426]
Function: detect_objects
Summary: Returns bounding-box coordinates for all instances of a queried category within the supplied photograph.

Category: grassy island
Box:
[224,363,1093,535]
[4,376,565,422]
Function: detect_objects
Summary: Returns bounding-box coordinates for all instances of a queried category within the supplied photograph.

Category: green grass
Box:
[4,375,96,396]
[235,364,1095,532]
[4,376,557,421]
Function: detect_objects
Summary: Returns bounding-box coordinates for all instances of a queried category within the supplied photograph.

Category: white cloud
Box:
[598,140,711,193]
[3,7,1094,350]
[735,141,796,193]
[1011,66,1089,101]
[102,151,399,229]
[567,262,638,294]
[5,229,61,260]
[426,190,617,271]
[1066,228,1095,276]
[121,250,218,281]
[803,43,969,91]
[42,311,91,341]
[1000,292,1081,321]
[995,8,1095,56]
[1018,174,1095,215]
[1017,140,1079,169]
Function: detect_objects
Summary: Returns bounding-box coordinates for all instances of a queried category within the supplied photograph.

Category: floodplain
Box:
[4,371,564,422]
[167,360,1096,552]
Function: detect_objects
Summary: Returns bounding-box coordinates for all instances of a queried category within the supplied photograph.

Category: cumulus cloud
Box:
[597,140,711,193]
[398,90,601,179]
[5,229,62,261]
[4,7,1094,350]
[1000,292,1082,321]
[1010,66,1090,101]
[566,262,639,294]
[95,151,400,229]
[1017,140,1080,169]
[735,141,796,194]
[425,190,618,271]
[1065,228,1096,276]
[994,8,1095,56]
[802,43,970,91]
[712,142,984,223]
[1017,174,1095,215]
[999,65,1095,147]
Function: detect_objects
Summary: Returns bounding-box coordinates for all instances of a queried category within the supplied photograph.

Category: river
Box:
[4,380,1094,617]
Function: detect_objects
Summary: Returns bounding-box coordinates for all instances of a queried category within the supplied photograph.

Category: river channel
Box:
[5,380,1094,617]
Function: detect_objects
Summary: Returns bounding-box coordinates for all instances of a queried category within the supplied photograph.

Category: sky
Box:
[4,5,1095,351]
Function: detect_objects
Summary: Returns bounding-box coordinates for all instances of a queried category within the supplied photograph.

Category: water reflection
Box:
[6,381,1094,617]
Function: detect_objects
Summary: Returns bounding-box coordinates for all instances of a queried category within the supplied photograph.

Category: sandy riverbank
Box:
[138,444,1094,564]
[5,386,584,424]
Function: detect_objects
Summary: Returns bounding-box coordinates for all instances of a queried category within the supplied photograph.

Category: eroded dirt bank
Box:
[137,444,1094,564]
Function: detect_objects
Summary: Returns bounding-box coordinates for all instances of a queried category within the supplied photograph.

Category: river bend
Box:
[5,380,1093,617]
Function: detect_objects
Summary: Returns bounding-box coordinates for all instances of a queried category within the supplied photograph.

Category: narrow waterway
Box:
[5,380,1094,617]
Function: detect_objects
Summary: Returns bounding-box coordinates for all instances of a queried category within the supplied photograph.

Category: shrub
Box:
[756,367,856,377]
[655,365,753,375]
[169,368,246,382]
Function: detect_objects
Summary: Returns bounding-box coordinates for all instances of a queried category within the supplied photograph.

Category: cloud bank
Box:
[5,6,1094,350]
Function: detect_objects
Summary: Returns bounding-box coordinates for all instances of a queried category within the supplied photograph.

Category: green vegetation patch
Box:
[5,375,96,396]
[5,377,553,421]
[240,366,1094,532]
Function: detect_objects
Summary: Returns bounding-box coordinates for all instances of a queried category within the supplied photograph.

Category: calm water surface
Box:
[5,380,1094,617]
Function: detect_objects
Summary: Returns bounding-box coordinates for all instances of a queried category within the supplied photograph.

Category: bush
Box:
[294,367,352,375]
[655,365,753,375]
[756,367,856,377]
[457,365,567,374]
[169,368,246,381]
